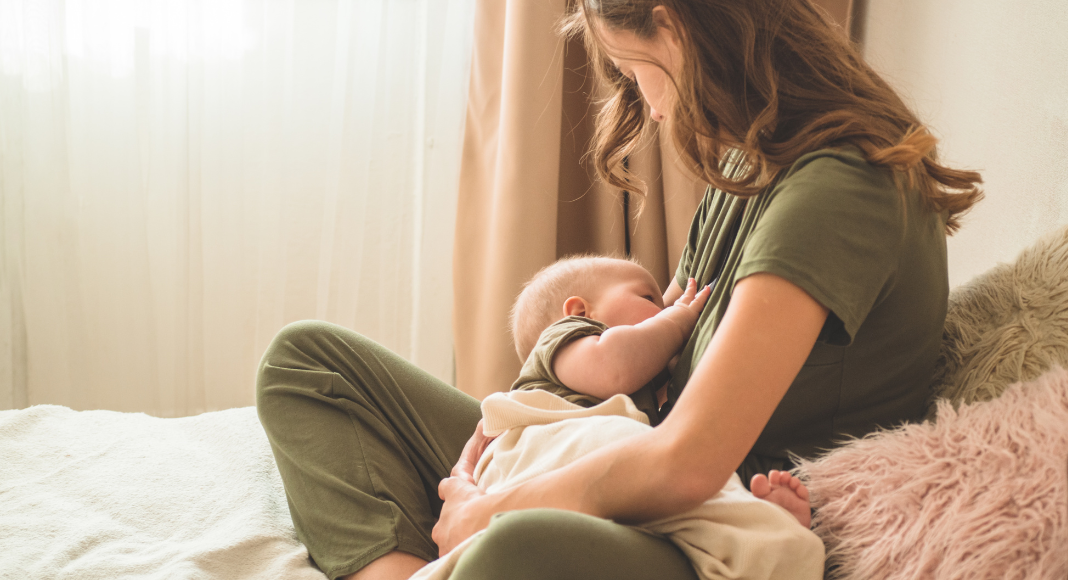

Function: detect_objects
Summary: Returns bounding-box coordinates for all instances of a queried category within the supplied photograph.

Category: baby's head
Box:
[510,255,664,361]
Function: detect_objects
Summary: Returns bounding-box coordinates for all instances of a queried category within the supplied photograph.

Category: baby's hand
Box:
[661,278,712,339]
[674,277,712,314]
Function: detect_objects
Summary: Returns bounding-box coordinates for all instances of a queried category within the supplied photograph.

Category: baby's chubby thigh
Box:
[479,415,651,493]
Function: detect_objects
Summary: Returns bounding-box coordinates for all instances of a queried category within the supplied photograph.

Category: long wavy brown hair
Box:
[563,0,982,233]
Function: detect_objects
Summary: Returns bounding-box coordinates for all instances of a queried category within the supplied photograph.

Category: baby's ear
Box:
[562,296,589,318]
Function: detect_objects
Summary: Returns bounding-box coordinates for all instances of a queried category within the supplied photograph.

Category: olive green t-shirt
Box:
[511,316,665,425]
[670,147,948,479]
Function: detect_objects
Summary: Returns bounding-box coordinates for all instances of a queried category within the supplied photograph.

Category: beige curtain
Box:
[453,0,854,400]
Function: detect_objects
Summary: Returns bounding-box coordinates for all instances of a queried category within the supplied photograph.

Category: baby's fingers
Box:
[675,278,711,308]
[675,278,699,306]
[689,283,713,312]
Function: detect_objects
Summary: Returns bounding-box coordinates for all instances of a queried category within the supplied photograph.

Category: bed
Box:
[0,404,327,579]
[2,226,1066,580]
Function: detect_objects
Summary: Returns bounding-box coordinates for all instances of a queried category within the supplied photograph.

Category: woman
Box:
[256,1,982,579]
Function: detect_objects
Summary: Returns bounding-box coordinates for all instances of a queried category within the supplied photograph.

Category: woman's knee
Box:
[451,508,698,580]
[451,509,573,579]
[255,320,372,411]
[257,319,378,380]
[261,320,356,364]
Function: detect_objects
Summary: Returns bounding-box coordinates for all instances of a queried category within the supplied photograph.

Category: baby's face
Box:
[587,262,665,327]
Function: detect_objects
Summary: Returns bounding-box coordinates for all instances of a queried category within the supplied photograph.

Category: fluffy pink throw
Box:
[796,367,1068,580]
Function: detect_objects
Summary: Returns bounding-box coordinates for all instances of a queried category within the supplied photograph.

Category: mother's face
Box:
[596,8,683,123]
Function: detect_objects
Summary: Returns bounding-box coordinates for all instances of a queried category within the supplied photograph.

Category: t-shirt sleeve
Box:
[513,316,608,390]
[735,152,905,345]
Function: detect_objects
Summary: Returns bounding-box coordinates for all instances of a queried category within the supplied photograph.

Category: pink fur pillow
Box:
[796,367,1068,579]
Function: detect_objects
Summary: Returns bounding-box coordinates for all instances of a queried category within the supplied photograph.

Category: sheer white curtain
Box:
[0,0,475,415]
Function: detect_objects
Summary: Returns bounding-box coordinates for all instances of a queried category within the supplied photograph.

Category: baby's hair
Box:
[510,254,642,362]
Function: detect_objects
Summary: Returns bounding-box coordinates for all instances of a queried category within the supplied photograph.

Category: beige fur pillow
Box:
[929,225,1068,418]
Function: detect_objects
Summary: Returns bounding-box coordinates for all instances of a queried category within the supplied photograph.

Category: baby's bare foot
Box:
[751,470,811,528]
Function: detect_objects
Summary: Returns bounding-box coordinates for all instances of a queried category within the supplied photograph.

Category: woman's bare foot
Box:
[750,470,811,528]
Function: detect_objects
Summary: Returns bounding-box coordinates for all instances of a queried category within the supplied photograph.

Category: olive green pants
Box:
[256,321,699,580]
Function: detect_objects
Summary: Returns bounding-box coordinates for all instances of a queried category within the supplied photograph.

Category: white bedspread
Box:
[412,390,825,580]
[0,405,326,580]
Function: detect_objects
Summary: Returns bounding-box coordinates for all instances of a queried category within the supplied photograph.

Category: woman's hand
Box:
[433,419,497,555]
[433,475,493,555]
[450,419,495,484]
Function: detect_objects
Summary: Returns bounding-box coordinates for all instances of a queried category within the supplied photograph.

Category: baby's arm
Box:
[553,278,710,400]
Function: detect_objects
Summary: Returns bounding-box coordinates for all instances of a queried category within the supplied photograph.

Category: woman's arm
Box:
[433,273,828,553]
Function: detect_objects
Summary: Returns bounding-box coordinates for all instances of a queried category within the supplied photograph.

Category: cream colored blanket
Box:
[412,390,824,580]
[0,405,327,580]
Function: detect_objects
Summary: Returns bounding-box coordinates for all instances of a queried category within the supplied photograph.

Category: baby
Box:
[410,255,824,580]
[509,255,811,526]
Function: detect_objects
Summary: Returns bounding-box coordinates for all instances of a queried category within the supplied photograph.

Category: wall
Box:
[860,0,1068,288]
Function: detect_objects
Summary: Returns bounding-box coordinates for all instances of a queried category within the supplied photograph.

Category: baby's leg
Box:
[750,470,811,528]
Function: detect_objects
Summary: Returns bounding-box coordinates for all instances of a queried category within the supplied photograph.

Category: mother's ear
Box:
[562,296,591,318]
[650,5,682,44]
